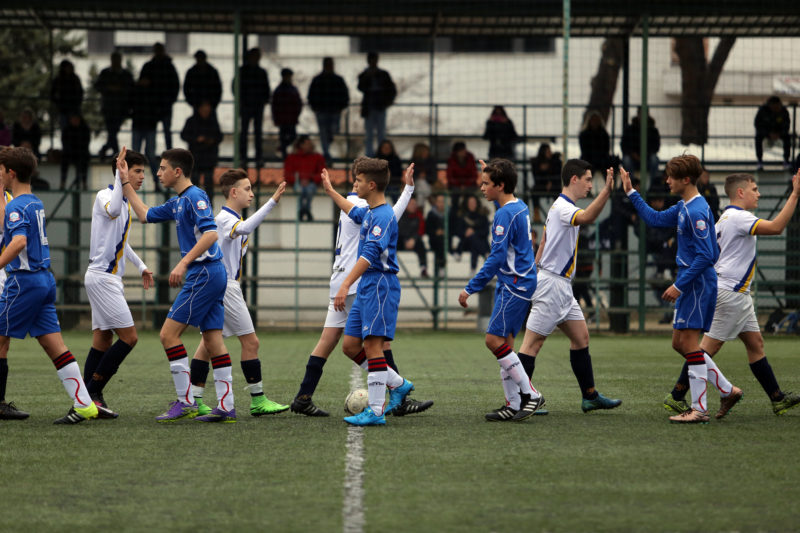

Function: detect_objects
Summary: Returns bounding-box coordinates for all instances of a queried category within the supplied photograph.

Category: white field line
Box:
[343,362,365,533]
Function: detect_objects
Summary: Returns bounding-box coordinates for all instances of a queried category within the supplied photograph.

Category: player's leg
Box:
[194,329,237,423]
[190,340,214,415]
[345,335,389,425]
[740,331,800,414]
[155,318,197,422]
[0,336,28,420]
[38,332,100,423]
[240,332,289,416]
[665,334,724,414]
[382,339,434,417]
[668,328,710,423]
[291,326,343,417]
[84,328,112,386]
[86,325,137,410]
[558,319,622,413]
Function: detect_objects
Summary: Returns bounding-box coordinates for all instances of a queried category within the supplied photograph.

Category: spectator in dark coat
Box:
[357,52,396,157]
[530,143,562,222]
[376,139,403,202]
[455,195,491,274]
[140,43,180,150]
[50,60,83,131]
[410,142,439,209]
[397,197,429,277]
[482,106,518,160]
[308,57,349,165]
[425,194,448,276]
[131,74,161,186]
[12,109,42,158]
[60,114,90,190]
[696,168,720,221]
[181,101,223,203]
[0,109,10,147]
[94,51,134,159]
[271,68,302,160]
[183,50,222,112]
[579,110,618,172]
[754,95,792,170]
[621,108,660,179]
[237,48,271,167]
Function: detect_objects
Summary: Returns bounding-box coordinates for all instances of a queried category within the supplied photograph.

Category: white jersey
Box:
[539,194,584,279]
[0,191,13,287]
[86,180,147,278]
[329,185,414,298]
[214,199,278,282]
[714,206,761,294]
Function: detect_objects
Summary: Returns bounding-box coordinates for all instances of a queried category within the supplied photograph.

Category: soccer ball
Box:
[344,388,369,415]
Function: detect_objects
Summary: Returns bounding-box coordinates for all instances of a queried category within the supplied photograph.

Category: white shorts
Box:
[222,280,255,338]
[705,289,760,342]
[85,270,135,331]
[323,293,356,329]
[526,269,585,336]
[0,268,6,295]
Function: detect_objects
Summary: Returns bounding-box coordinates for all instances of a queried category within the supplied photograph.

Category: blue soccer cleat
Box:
[385,378,414,415]
[344,406,386,426]
[581,392,622,413]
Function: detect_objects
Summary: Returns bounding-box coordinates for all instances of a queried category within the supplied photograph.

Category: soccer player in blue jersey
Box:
[122,147,235,423]
[319,157,413,426]
[622,154,733,424]
[458,158,545,421]
[0,147,102,424]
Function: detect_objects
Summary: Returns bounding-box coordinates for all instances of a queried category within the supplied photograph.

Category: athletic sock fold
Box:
[383,349,399,373]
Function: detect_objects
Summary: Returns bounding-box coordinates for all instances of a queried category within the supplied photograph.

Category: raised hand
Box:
[117,145,128,181]
[478,159,488,173]
[605,166,615,191]
[619,166,633,193]
[320,168,334,194]
[272,181,287,202]
[402,163,415,187]
[792,169,800,196]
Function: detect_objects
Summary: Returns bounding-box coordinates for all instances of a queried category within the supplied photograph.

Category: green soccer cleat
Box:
[250,395,290,417]
[772,391,800,415]
[662,393,690,414]
[581,392,622,413]
[195,397,213,417]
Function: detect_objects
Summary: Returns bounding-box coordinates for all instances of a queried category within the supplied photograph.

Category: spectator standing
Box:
[12,109,42,158]
[376,139,403,202]
[139,43,180,150]
[94,51,134,160]
[410,142,439,209]
[181,101,223,203]
[60,114,90,190]
[0,110,10,146]
[621,108,660,179]
[357,52,396,157]
[284,135,326,221]
[131,74,160,186]
[455,195,491,276]
[183,50,222,113]
[271,68,302,160]
[529,143,562,222]
[754,95,792,170]
[307,57,349,166]
[237,48,271,167]
[50,59,84,131]
[697,168,720,221]
[482,106,518,160]
[579,110,617,172]
[397,197,429,278]
[425,194,448,276]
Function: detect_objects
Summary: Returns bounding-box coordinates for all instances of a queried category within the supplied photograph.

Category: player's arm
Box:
[334,257,370,311]
[392,164,416,219]
[459,215,511,307]
[756,170,800,235]
[105,169,125,218]
[125,242,154,289]
[0,235,25,270]
[0,186,7,224]
[573,167,614,225]
[168,231,218,288]
[234,182,286,236]
[320,168,356,214]
[534,228,546,265]
[620,167,679,228]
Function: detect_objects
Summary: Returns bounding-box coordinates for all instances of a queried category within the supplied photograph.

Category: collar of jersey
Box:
[558,193,576,205]
[178,184,196,197]
[347,192,358,197]
[724,205,743,211]
[684,193,702,205]
[221,205,241,219]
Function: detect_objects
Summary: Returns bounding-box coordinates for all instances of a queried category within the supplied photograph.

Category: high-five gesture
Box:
[320,168,334,195]
[272,181,287,203]
[619,166,633,194]
[116,145,128,182]
[402,162,415,187]
[604,166,615,192]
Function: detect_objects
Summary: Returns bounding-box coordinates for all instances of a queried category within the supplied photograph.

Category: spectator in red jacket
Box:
[446,141,478,210]
[284,135,326,221]
[272,68,303,160]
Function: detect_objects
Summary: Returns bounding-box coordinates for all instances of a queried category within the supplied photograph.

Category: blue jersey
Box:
[146,185,223,264]
[3,194,50,272]
[465,197,536,299]
[347,202,399,275]
[628,191,718,293]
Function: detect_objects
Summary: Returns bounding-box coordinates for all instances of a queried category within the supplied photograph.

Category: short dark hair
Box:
[724,173,756,199]
[482,158,517,194]
[0,146,37,183]
[161,148,194,178]
[110,150,147,178]
[561,159,592,187]
[219,168,250,198]
[665,154,703,185]
[356,157,389,192]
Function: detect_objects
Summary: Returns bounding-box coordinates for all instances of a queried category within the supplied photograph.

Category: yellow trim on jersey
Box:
[749,219,762,235]
[111,203,132,275]
[104,201,118,220]
[738,262,757,293]
[4,191,12,201]
[230,219,243,239]
[564,233,580,278]
[570,209,583,226]
[237,236,249,281]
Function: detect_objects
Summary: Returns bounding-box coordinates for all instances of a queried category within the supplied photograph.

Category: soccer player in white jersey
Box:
[518,159,622,412]
[662,171,800,416]
[0,189,13,293]
[189,169,291,417]
[83,150,154,416]
[291,158,432,417]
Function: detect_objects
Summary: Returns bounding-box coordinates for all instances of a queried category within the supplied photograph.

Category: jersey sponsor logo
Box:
[371,225,382,237]
[197,200,208,210]
[495,225,505,236]
[8,211,20,222]
[695,219,707,231]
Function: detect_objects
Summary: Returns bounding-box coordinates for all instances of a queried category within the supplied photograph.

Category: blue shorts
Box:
[344,272,400,340]
[0,270,61,339]
[486,282,532,338]
[168,260,227,332]
[674,268,717,331]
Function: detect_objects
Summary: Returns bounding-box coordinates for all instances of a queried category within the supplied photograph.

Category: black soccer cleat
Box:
[90,391,108,408]
[290,395,330,417]
[485,404,517,421]
[391,397,433,416]
[511,393,546,421]
[0,401,30,420]
[53,407,89,425]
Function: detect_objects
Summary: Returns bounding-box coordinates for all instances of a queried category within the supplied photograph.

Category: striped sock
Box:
[211,354,234,412]
[684,350,708,413]
[165,345,193,405]
[53,351,92,408]
[366,357,388,416]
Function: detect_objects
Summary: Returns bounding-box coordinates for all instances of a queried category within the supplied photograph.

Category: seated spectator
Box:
[181,100,223,204]
[12,109,42,158]
[696,168,720,221]
[284,135,326,221]
[455,195,490,276]
[376,139,403,202]
[60,114,90,190]
[410,142,438,210]
[529,143,562,222]
[579,110,618,172]
[425,194,448,276]
[446,141,479,208]
[397,197,429,278]
[482,105,518,160]
[621,108,660,179]
[754,95,792,170]
[0,109,11,146]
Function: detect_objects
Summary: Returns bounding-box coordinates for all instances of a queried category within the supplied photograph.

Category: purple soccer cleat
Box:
[155,400,198,423]
[195,407,237,423]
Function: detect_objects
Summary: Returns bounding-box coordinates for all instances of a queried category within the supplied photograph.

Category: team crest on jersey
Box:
[371,225,382,237]
[495,225,505,236]
[197,200,208,210]
[8,211,20,222]
[695,220,707,231]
